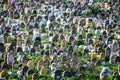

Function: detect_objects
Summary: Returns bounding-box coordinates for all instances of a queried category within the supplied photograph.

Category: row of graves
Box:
[0,0,120,80]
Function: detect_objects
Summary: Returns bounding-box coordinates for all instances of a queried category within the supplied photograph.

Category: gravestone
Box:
[7,52,14,66]
[72,29,76,37]
[94,43,101,53]
[12,59,19,70]
[32,72,38,80]
[25,38,31,46]
[106,36,113,45]
[68,45,73,54]
[109,55,115,64]
[30,48,35,56]
[43,59,50,66]
[17,47,23,53]
[97,47,103,55]
[33,41,41,49]
[59,34,65,40]
[22,66,29,77]
[83,48,89,56]
[1,61,8,70]
[53,70,61,80]
[37,60,44,71]
[20,22,25,28]
[39,66,47,75]
[62,71,71,78]
[10,42,16,50]
[17,37,22,46]
[68,35,74,44]
[13,10,20,19]
[22,55,28,65]
[78,34,83,40]
[114,56,120,64]
[0,43,5,53]
[86,33,92,43]
[105,47,111,55]
[27,70,34,76]
[40,50,45,55]
[95,60,102,66]
[0,70,8,78]
[88,38,93,45]
[27,60,34,70]
[34,23,39,29]
[99,52,105,60]
[53,34,59,42]
[7,36,12,43]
